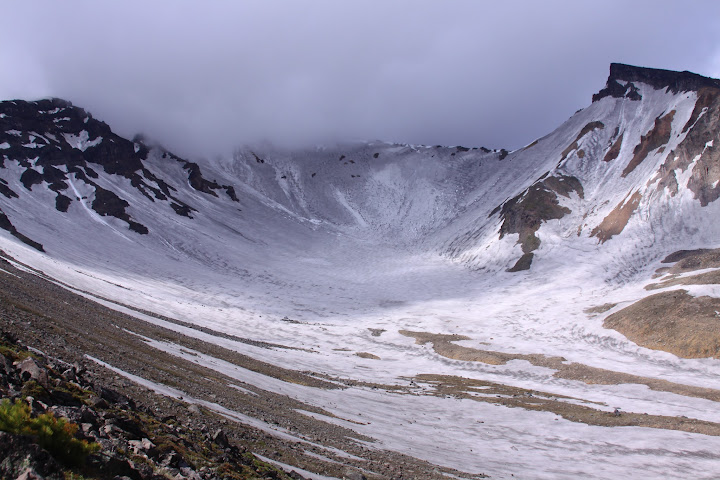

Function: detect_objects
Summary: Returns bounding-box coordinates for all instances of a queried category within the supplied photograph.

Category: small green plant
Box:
[0,398,99,466]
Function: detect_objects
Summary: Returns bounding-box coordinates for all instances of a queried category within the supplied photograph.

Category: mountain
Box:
[1,64,720,479]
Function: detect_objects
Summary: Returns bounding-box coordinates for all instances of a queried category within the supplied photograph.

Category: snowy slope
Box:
[2,64,720,479]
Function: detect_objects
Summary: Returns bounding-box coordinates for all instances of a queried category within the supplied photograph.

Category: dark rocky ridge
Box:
[0,98,239,236]
[0,208,44,251]
[593,63,720,102]
[0,330,311,480]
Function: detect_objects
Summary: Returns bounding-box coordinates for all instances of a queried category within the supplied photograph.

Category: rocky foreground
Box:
[0,250,476,480]
[0,328,315,480]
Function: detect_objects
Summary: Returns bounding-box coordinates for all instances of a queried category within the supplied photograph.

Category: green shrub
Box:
[0,398,99,466]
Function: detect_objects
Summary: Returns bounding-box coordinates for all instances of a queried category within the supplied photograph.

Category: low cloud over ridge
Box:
[2,1,720,158]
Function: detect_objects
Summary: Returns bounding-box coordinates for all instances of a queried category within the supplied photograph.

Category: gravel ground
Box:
[0,251,487,480]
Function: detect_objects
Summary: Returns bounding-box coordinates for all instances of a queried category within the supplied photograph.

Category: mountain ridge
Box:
[2,63,720,479]
[593,62,720,102]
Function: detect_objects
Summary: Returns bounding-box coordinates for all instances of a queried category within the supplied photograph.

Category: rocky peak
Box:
[0,98,240,246]
[592,63,720,102]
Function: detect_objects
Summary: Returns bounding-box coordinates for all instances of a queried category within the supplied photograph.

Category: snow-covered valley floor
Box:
[3,79,720,477]
[2,217,720,480]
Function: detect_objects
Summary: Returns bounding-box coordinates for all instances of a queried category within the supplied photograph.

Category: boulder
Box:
[15,358,48,388]
[0,431,64,480]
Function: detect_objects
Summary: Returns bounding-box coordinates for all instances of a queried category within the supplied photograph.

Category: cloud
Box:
[2,1,720,158]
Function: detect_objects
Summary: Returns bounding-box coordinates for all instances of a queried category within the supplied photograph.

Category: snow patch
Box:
[63,131,103,151]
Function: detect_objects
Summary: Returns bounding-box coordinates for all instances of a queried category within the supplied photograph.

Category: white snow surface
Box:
[62,130,102,151]
[2,82,720,478]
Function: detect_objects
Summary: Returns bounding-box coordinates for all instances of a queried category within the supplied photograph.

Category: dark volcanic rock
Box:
[0,98,239,235]
[19,168,43,190]
[55,193,72,212]
[91,186,130,218]
[0,207,44,251]
[593,63,720,102]
[0,181,18,200]
[0,432,65,480]
[184,162,221,196]
[224,185,239,202]
[90,186,149,234]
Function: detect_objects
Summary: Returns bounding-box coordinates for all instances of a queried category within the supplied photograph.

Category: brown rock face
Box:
[498,174,583,271]
[603,132,624,163]
[591,191,642,243]
[653,87,720,205]
[622,110,675,177]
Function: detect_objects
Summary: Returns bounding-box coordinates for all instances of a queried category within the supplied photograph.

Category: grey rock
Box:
[87,395,109,409]
[16,358,48,387]
[0,353,12,374]
[0,431,64,480]
[211,429,230,449]
[342,467,367,480]
[128,438,156,455]
[80,405,99,425]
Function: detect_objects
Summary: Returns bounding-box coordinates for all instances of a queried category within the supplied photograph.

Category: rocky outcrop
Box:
[591,191,642,243]
[0,99,239,235]
[593,63,720,102]
[656,88,720,205]
[0,431,65,480]
[0,331,305,480]
[0,207,43,251]
[622,110,675,177]
[496,174,583,271]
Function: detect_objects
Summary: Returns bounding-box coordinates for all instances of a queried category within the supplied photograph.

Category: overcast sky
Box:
[2,1,720,158]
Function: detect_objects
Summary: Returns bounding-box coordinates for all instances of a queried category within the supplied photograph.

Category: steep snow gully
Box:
[3,64,720,478]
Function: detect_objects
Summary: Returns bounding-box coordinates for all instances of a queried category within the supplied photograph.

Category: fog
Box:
[2,1,720,158]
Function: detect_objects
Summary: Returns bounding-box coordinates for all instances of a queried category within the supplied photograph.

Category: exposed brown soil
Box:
[400,330,720,403]
[622,110,675,177]
[659,247,720,272]
[414,374,720,436]
[398,330,720,435]
[604,289,720,359]
[646,270,720,290]
[584,303,617,315]
[590,191,642,243]
[355,352,380,360]
[603,133,624,162]
[647,248,720,289]
[522,139,539,151]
